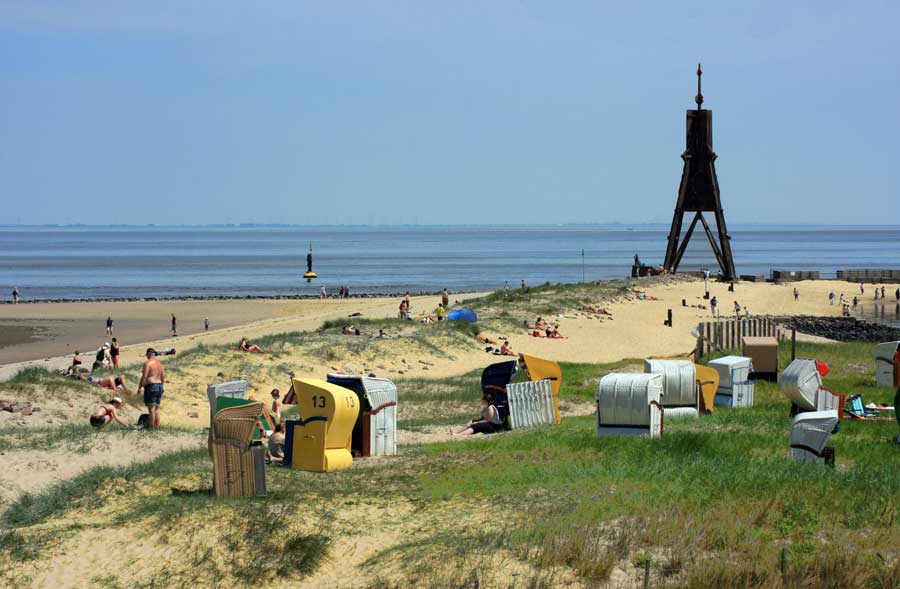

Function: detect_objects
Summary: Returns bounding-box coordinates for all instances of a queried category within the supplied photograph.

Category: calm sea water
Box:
[0,225,898,301]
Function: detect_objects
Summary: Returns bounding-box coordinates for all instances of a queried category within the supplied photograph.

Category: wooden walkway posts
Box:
[695,316,786,358]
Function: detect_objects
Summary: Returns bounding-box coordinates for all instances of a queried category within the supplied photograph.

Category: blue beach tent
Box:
[447,307,477,322]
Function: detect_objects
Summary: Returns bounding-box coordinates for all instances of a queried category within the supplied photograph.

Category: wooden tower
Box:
[662,64,736,280]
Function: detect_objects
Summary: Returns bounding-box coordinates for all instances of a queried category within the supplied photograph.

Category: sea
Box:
[1,225,898,304]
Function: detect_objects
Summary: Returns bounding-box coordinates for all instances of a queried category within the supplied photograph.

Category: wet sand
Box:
[0,299,300,365]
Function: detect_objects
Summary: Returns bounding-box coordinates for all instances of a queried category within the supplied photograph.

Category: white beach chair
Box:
[780,359,844,414]
[789,410,839,464]
[596,373,664,438]
[326,374,398,456]
[709,355,754,408]
[644,359,699,418]
[874,341,899,388]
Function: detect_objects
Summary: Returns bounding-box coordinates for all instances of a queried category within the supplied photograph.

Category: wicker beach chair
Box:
[596,373,665,438]
[209,402,267,497]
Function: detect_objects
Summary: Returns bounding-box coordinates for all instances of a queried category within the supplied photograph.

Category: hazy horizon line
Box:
[2,222,900,230]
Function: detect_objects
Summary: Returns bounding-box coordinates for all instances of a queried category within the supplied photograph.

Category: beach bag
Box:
[137,414,150,428]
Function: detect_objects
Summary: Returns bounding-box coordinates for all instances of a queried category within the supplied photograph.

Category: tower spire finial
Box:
[695,63,704,110]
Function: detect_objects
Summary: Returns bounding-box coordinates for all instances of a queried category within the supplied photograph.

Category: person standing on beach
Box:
[860,282,865,294]
[204,317,209,331]
[896,288,899,302]
[110,337,120,369]
[505,281,510,293]
[106,316,113,335]
[733,300,741,317]
[436,303,446,321]
[138,348,165,429]
[881,286,886,300]
[441,288,449,309]
[793,287,799,301]
[521,279,526,289]
[12,288,18,304]
[170,314,177,336]
[828,292,835,306]
[320,286,326,299]
[710,296,717,316]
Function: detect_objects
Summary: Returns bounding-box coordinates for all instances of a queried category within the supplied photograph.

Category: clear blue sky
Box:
[1,1,897,225]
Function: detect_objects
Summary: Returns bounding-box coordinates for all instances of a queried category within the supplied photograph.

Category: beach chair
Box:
[780,359,845,417]
[708,355,755,408]
[289,378,359,473]
[209,402,267,497]
[789,410,839,465]
[596,373,664,438]
[506,379,556,430]
[873,341,899,387]
[326,374,398,456]
[207,379,275,439]
[480,361,517,429]
[844,394,896,421]
[694,364,719,414]
[644,359,699,418]
[520,354,563,424]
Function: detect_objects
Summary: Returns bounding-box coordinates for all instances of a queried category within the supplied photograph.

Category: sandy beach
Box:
[0,278,884,375]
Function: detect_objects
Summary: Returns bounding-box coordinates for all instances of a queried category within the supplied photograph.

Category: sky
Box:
[0,1,898,226]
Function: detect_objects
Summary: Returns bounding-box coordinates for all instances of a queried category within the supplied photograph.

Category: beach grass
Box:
[3,338,899,587]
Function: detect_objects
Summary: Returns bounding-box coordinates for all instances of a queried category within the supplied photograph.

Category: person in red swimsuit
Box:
[89,397,129,429]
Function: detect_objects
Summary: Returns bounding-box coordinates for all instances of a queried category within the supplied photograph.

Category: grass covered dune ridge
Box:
[1,279,899,588]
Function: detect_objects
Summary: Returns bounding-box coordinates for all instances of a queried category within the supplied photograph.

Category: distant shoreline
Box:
[0,290,464,305]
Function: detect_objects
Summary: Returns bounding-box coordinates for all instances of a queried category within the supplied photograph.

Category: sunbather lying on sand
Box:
[85,374,129,393]
[581,305,612,315]
[342,325,361,335]
[476,333,498,345]
[239,337,264,353]
[89,397,129,429]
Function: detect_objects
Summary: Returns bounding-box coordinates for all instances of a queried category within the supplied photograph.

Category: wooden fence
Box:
[696,316,787,357]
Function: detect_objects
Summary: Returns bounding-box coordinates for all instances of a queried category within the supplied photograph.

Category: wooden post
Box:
[643,559,651,589]
[791,329,797,362]
[780,546,788,580]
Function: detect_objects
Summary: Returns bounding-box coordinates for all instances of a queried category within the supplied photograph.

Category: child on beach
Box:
[270,389,282,423]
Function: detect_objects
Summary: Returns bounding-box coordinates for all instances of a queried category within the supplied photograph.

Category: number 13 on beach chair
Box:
[290,378,360,472]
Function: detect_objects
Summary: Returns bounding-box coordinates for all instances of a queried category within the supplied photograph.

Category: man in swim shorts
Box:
[137,348,166,428]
